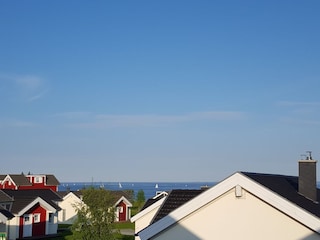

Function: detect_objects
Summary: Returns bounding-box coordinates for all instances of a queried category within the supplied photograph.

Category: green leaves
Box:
[72,188,116,240]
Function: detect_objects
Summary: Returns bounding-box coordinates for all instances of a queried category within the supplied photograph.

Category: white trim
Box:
[139,172,320,240]
[17,197,57,216]
[63,191,82,201]
[114,196,133,208]
[131,196,167,223]
[2,175,17,189]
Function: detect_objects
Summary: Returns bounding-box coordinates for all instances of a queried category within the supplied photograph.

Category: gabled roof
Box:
[151,189,205,224]
[0,206,14,219]
[45,174,60,185]
[0,190,14,202]
[57,191,82,199]
[17,197,58,216]
[139,172,320,239]
[131,194,167,223]
[114,196,133,208]
[140,192,168,211]
[242,172,320,218]
[111,190,134,203]
[3,174,32,186]
[3,189,62,214]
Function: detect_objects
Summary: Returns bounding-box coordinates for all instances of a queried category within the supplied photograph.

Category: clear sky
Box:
[1,1,320,182]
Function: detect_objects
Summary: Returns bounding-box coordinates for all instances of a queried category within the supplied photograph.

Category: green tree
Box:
[72,188,116,240]
[135,189,146,211]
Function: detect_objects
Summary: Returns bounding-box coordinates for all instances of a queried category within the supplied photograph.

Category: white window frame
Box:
[33,213,40,223]
[34,176,43,183]
[117,206,123,213]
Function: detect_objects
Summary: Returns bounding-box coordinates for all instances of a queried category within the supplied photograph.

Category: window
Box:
[24,216,30,223]
[33,214,40,223]
[49,213,54,223]
[34,176,43,183]
[117,206,123,213]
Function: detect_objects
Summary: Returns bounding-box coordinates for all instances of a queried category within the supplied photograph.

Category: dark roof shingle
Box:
[242,172,320,218]
[152,189,205,223]
[3,189,62,213]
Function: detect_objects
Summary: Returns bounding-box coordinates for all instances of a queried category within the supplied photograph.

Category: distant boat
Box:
[155,184,158,189]
[119,182,122,188]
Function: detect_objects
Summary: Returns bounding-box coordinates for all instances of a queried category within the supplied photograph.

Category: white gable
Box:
[139,172,320,240]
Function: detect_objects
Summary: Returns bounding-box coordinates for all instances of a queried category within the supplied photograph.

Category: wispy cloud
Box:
[0,119,36,128]
[0,73,48,102]
[56,111,245,128]
[277,100,320,125]
[277,101,320,107]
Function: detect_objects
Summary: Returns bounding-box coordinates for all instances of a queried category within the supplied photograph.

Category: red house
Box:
[2,189,62,239]
[114,196,132,222]
[0,174,60,192]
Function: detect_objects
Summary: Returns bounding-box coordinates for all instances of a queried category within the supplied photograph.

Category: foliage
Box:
[135,189,146,211]
[71,188,116,240]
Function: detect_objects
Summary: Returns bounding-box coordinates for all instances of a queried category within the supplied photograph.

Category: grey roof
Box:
[0,190,14,202]
[141,193,167,211]
[6,174,32,186]
[242,172,320,218]
[151,189,205,224]
[45,174,60,185]
[3,189,62,214]
[57,191,83,199]
[0,206,14,219]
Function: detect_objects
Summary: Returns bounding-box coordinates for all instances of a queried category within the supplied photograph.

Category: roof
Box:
[139,172,320,239]
[3,189,62,213]
[0,206,14,219]
[151,189,205,224]
[5,174,32,186]
[242,172,320,218]
[0,190,14,202]
[141,192,167,211]
[45,174,60,185]
[57,191,83,199]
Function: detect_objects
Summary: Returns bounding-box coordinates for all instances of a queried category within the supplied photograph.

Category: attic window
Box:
[35,176,43,183]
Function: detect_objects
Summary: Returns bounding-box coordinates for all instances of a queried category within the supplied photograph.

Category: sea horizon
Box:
[59,181,217,200]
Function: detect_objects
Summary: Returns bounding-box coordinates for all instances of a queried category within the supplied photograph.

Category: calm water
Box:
[59,181,216,199]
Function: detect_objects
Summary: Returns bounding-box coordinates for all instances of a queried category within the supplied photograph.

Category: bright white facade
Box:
[139,172,320,240]
[131,194,167,240]
[58,192,82,224]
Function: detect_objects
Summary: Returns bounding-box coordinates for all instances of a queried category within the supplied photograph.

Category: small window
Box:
[24,216,30,223]
[34,214,40,223]
[117,206,123,213]
[49,213,54,223]
[35,176,43,183]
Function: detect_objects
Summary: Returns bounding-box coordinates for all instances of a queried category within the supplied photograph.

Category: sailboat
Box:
[155,183,158,189]
[119,182,122,188]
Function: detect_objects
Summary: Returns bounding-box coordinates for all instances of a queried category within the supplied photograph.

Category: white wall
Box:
[7,217,19,240]
[134,204,164,240]
[58,193,82,224]
[152,187,320,240]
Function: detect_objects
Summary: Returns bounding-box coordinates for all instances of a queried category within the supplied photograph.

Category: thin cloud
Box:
[277,100,320,125]
[59,111,245,128]
[0,73,48,102]
[277,101,320,107]
[0,119,36,128]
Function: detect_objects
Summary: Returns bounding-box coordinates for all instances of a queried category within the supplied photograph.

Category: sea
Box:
[59,181,217,200]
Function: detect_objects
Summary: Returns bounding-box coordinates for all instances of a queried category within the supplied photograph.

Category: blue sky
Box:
[1,1,320,182]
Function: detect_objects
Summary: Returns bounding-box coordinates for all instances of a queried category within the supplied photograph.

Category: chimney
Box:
[298,151,317,202]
